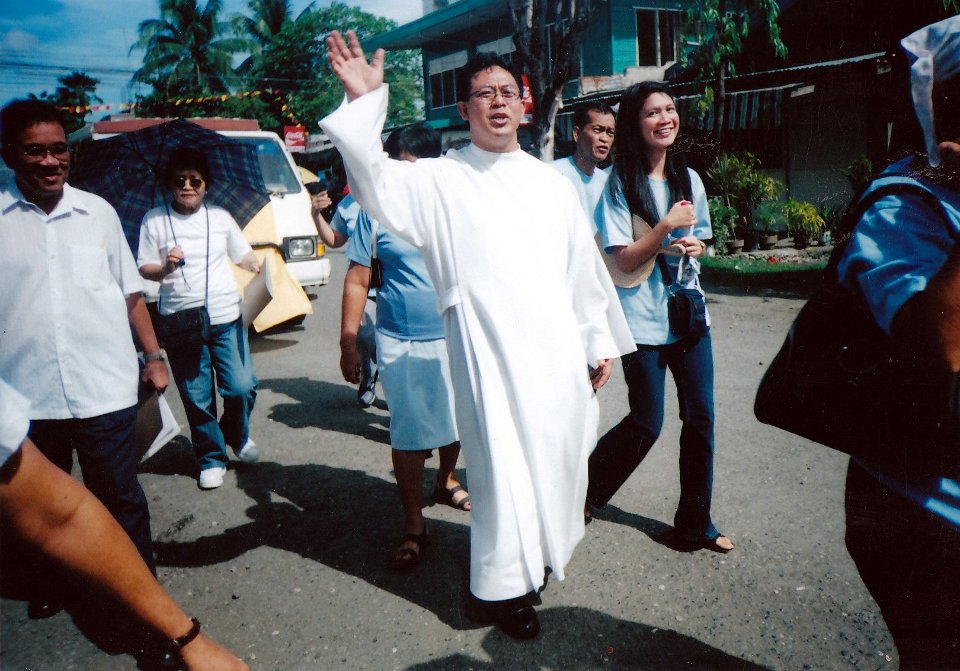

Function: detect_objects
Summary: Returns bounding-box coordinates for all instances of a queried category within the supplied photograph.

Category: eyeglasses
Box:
[173,176,204,189]
[21,143,70,161]
[469,87,521,104]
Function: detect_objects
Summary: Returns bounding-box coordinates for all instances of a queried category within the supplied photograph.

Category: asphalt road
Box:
[1,251,898,671]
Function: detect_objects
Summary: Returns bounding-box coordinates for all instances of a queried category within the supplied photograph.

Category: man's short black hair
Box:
[1,99,67,167]
[573,101,616,129]
[383,124,442,160]
[456,52,524,104]
[164,146,213,187]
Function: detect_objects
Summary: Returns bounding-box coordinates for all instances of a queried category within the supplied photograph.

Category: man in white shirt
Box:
[0,99,168,619]
[551,102,616,230]
[321,31,634,640]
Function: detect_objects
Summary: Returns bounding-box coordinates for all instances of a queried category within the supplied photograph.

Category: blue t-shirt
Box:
[550,156,610,233]
[345,208,444,341]
[330,193,361,238]
[837,157,960,530]
[596,168,711,344]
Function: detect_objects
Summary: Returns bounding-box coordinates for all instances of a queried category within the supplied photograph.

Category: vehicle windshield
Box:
[231,137,302,195]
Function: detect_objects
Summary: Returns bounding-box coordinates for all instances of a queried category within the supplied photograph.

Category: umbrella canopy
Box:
[70,119,270,252]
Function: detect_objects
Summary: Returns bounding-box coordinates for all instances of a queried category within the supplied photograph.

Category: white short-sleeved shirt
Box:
[0,378,30,468]
[138,204,252,325]
[596,169,712,345]
[0,183,143,420]
[550,156,610,233]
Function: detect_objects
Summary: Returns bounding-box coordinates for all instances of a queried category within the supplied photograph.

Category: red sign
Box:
[284,125,307,153]
[520,74,534,126]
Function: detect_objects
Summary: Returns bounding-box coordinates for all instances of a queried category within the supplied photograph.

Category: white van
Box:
[68,118,331,292]
[218,129,330,291]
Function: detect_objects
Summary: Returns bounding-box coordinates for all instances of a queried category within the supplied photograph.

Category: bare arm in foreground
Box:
[0,439,249,671]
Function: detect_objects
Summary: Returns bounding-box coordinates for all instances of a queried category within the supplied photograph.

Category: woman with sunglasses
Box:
[585,82,733,553]
[137,147,262,490]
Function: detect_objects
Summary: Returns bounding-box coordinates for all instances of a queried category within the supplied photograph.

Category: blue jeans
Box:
[587,333,720,542]
[28,405,155,572]
[167,317,257,472]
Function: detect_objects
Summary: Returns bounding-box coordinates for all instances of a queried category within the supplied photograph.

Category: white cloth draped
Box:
[321,86,634,600]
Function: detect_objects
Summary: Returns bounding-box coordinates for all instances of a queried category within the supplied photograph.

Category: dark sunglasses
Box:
[173,176,204,189]
[21,143,70,160]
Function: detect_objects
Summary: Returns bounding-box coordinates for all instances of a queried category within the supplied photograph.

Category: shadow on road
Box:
[592,505,712,553]
[257,376,390,444]
[404,605,770,670]
[154,460,473,628]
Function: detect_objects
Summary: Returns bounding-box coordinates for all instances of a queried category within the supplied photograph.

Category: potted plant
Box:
[707,152,781,251]
[782,199,826,249]
[708,196,739,254]
[754,200,783,250]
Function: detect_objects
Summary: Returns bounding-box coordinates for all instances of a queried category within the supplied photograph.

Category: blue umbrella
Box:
[70,119,270,252]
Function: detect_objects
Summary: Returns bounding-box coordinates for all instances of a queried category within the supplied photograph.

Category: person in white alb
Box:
[0,98,168,621]
[551,101,616,231]
[320,30,634,640]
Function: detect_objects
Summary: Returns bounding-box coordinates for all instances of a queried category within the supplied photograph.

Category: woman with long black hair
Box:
[585,81,733,553]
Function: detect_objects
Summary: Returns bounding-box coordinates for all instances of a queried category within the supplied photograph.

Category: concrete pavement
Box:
[1,252,898,670]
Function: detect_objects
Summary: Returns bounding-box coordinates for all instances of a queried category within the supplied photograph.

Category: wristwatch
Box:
[144,350,167,363]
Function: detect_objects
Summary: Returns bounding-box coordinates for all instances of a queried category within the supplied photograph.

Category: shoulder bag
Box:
[753,179,960,473]
[153,205,211,349]
[657,253,708,339]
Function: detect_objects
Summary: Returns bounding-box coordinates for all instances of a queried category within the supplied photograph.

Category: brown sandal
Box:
[391,528,429,569]
[435,479,471,511]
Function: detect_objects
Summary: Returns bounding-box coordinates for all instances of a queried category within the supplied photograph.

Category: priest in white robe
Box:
[321,31,635,640]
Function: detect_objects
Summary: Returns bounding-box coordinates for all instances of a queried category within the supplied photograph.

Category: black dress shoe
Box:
[467,594,541,640]
[27,599,63,619]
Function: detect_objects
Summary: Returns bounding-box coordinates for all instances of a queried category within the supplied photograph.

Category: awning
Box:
[675,85,797,131]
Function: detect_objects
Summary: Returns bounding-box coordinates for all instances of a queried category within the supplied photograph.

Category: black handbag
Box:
[153,204,212,349]
[754,179,960,473]
[155,306,211,348]
[658,254,708,339]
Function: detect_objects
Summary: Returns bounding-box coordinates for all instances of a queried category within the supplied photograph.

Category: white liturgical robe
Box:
[321,86,635,600]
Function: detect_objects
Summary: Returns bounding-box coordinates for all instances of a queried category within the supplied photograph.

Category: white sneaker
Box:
[236,438,259,464]
[358,390,376,408]
[198,466,226,490]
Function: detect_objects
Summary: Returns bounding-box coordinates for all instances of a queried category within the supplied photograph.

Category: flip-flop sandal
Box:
[435,481,471,511]
[391,529,429,569]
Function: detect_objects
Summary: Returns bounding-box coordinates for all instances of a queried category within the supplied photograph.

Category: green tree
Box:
[131,0,250,104]
[509,0,595,160]
[33,71,102,135]
[682,0,787,147]
[233,2,421,133]
[232,0,316,78]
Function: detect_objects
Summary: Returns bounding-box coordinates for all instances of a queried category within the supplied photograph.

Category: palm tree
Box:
[232,0,315,78]
[132,0,250,99]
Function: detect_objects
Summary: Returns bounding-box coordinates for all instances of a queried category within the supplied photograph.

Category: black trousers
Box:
[28,405,156,573]
[845,460,960,669]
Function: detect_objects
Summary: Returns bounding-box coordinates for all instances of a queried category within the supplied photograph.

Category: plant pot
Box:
[758,234,779,250]
[792,233,810,249]
[725,239,745,255]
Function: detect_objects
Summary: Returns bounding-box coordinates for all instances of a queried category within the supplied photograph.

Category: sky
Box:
[0,0,424,113]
